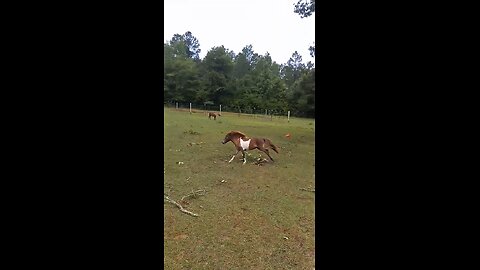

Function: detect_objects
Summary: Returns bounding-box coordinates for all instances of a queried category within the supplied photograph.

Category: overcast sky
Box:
[164,0,315,65]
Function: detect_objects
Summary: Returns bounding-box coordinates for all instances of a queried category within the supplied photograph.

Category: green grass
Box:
[164,108,315,269]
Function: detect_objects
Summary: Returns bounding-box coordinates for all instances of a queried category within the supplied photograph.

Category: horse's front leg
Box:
[242,150,247,165]
[228,150,240,163]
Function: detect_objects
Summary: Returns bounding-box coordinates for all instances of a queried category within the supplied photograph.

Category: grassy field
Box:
[164,108,315,269]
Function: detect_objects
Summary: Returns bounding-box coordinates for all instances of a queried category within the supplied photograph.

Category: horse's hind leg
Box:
[261,148,274,162]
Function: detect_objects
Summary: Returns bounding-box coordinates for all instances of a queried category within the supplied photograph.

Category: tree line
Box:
[163,1,315,117]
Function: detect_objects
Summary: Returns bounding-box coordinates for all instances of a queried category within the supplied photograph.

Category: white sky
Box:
[164,0,315,65]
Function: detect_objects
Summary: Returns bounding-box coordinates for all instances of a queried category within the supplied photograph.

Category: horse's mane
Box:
[227,130,247,138]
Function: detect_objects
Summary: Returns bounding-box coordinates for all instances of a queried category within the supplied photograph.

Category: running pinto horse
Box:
[221,130,279,164]
[208,112,221,120]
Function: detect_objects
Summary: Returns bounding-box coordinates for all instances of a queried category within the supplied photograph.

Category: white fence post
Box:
[288,111,290,122]
[220,104,222,114]
[176,102,178,109]
[190,103,192,114]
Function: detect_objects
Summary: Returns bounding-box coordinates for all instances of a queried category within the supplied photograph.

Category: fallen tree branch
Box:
[300,187,315,192]
[164,195,199,217]
[254,157,269,166]
[181,189,206,202]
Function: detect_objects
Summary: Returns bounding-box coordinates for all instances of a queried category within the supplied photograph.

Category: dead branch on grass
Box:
[164,195,199,217]
[164,189,206,217]
[181,189,206,202]
[253,157,269,166]
[300,187,315,192]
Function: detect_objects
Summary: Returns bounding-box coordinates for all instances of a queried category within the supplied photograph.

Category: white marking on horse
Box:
[240,138,251,151]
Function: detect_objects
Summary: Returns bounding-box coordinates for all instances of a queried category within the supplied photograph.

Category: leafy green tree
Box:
[163,29,314,118]
[183,31,201,59]
[288,51,305,71]
[293,1,315,58]
[287,68,315,117]
[200,46,234,104]
[241,53,288,112]
[294,0,315,18]
[202,46,233,74]
[164,40,201,102]
[281,51,306,88]
[168,36,188,59]
[164,57,201,102]
[233,53,250,78]
[242,45,259,67]
[169,31,201,59]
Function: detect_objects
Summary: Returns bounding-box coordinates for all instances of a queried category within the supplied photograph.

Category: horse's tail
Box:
[264,138,279,153]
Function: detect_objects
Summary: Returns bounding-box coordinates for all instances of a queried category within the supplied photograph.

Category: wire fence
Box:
[164,101,294,121]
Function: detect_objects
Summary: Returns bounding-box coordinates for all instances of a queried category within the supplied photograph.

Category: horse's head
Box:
[222,131,245,144]
[221,132,231,144]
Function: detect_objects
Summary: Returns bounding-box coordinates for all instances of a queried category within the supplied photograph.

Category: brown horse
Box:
[221,131,279,164]
[208,112,221,120]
